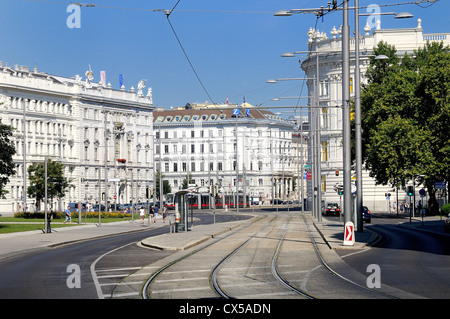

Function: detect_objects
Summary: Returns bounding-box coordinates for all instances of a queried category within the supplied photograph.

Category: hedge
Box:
[441,204,450,216]
[14,211,132,219]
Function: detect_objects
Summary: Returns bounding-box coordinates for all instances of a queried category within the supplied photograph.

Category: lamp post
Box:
[274,1,413,231]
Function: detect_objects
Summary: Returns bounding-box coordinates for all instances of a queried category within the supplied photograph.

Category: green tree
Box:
[181,173,194,190]
[155,170,172,200]
[27,158,70,211]
[0,123,16,198]
[361,41,450,214]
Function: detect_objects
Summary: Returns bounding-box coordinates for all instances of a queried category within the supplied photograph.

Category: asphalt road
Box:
[0,212,250,299]
[1,212,448,299]
[335,217,450,298]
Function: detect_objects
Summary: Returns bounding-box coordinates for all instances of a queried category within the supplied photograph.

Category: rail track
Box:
[142,211,396,299]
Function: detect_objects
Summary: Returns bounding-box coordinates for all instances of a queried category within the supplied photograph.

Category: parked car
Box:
[363,206,371,223]
[270,199,283,205]
[68,202,86,212]
[92,204,105,212]
[322,203,340,216]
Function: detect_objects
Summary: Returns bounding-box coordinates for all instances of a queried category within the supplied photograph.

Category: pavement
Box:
[0,210,448,261]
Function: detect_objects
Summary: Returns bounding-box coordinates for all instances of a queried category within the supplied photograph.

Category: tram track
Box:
[142,211,397,299]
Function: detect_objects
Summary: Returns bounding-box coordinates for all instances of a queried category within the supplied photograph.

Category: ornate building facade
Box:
[301,19,450,211]
[153,103,296,204]
[0,63,154,213]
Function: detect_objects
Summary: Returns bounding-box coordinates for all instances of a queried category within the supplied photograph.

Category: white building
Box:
[301,19,450,211]
[153,103,296,206]
[0,63,154,214]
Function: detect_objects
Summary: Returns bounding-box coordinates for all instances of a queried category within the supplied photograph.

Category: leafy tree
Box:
[155,170,172,200]
[361,41,450,214]
[181,173,194,190]
[27,158,70,211]
[0,123,16,198]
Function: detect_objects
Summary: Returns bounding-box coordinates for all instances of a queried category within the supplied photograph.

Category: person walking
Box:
[139,206,145,225]
[64,206,72,224]
[162,205,168,223]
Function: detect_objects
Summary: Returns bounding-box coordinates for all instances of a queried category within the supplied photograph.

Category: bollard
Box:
[46,214,52,233]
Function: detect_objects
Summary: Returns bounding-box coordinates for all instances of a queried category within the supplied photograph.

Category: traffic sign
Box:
[435,182,446,189]
[232,109,240,116]
[343,221,355,246]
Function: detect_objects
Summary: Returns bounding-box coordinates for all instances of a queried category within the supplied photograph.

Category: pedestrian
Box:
[162,205,168,223]
[64,206,72,224]
[153,205,159,223]
[149,206,154,223]
[400,202,404,213]
[139,206,145,224]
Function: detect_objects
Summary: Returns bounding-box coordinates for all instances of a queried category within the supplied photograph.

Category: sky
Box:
[0,0,449,116]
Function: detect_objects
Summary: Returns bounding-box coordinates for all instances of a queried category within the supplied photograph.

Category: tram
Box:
[214,193,249,209]
[171,191,250,209]
[165,193,175,210]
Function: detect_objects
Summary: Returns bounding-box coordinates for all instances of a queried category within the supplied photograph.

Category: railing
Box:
[423,33,449,42]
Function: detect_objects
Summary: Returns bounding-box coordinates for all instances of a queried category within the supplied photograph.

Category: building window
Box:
[165,162,169,172]
[174,163,178,172]
[191,144,195,153]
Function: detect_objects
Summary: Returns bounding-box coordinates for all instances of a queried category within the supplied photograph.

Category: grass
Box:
[0,213,142,234]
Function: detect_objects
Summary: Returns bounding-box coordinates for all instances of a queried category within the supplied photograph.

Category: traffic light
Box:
[407,186,413,196]
[335,170,339,176]
[338,190,343,196]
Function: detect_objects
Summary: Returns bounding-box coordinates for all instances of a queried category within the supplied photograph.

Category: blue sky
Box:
[0,0,448,114]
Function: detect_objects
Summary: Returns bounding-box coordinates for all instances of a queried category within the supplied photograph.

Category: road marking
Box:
[90,242,135,299]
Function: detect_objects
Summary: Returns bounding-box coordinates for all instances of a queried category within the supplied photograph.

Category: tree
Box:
[0,123,16,198]
[181,173,194,190]
[155,170,172,200]
[27,158,70,211]
[361,41,450,214]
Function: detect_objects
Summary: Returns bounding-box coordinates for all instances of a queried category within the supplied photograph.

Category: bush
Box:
[14,211,131,219]
[441,204,450,216]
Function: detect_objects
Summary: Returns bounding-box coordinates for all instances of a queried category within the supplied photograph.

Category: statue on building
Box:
[137,79,146,97]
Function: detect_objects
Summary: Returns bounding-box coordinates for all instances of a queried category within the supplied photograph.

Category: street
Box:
[336,215,450,299]
[0,210,448,299]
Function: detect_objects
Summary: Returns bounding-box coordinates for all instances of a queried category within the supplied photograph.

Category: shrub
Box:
[441,203,450,216]
[14,211,131,219]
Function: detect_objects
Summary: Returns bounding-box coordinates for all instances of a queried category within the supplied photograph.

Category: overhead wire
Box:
[164,3,217,105]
